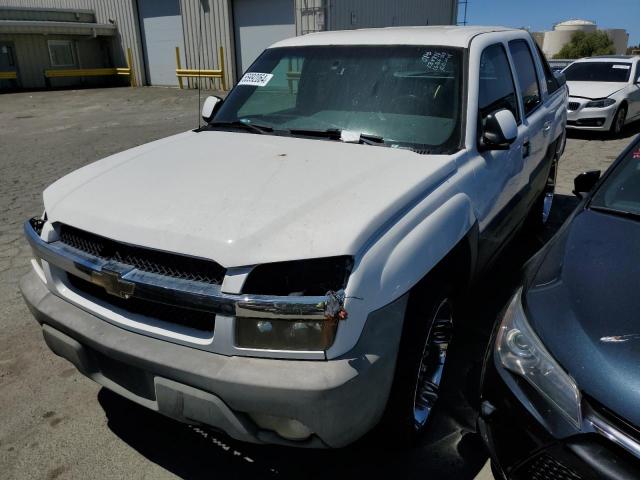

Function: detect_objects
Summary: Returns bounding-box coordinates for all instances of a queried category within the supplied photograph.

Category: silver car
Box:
[564,55,640,135]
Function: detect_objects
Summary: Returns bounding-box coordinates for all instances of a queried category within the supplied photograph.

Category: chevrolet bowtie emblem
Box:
[90,269,135,299]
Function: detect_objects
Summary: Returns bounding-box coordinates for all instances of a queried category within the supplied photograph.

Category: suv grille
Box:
[67,274,216,333]
[59,224,226,285]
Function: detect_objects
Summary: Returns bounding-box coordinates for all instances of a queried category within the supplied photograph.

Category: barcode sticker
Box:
[612,65,631,70]
[238,72,274,86]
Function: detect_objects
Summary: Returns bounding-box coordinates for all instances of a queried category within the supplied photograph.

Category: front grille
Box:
[516,454,583,480]
[568,102,580,111]
[67,273,216,333]
[59,224,226,285]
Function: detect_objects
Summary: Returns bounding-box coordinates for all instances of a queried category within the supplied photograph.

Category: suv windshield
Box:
[563,62,632,83]
[591,145,640,218]
[213,45,463,153]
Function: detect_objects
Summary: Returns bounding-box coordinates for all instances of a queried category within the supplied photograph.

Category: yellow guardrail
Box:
[0,71,17,80]
[44,48,136,87]
[175,46,226,90]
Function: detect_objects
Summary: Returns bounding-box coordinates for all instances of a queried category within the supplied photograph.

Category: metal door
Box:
[138,0,185,86]
[232,0,295,76]
[0,43,18,89]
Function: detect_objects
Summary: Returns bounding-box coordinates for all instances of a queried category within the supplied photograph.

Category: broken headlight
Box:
[495,289,582,428]
[236,257,353,351]
[236,318,337,351]
[242,256,353,296]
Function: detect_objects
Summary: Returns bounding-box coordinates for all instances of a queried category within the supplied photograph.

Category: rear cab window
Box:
[508,39,542,116]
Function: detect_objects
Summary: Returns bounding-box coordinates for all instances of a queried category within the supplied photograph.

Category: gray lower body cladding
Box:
[20,270,406,448]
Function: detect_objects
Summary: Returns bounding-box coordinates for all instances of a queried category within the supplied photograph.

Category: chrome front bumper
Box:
[25,219,343,360]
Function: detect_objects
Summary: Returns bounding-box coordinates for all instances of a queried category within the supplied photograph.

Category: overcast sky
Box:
[464,0,640,46]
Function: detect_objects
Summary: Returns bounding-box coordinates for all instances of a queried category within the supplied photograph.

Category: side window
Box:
[508,40,541,116]
[534,42,560,95]
[479,43,520,123]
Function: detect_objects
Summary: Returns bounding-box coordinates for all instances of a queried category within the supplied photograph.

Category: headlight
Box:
[237,257,353,351]
[585,98,616,108]
[495,289,581,428]
[236,317,337,351]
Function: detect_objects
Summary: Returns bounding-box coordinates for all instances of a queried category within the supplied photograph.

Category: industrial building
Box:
[535,19,629,58]
[0,0,458,90]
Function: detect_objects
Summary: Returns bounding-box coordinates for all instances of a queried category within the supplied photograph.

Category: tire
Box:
[526,153,558,231]
[380,282,454,446]
[610,104,627,137]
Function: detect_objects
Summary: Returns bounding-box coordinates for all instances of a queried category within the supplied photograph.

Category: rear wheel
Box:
[382,285,454,445]
[610,104,627,137]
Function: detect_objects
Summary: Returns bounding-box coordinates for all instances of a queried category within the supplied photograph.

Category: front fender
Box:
[327,192,477,359]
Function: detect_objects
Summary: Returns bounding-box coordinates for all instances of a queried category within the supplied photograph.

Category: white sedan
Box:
[564,55,640,135]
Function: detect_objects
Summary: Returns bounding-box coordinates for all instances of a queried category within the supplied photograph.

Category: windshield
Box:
[591,144,640,217]
[563,62,632,83]
[213,45,463,153]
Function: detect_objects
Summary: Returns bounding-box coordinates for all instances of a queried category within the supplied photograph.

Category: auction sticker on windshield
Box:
[238,72,274,87]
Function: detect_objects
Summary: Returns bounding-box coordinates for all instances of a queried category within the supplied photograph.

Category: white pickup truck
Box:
[21,26,567,448]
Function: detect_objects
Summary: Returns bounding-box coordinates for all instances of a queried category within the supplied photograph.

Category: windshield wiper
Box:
[288,128,342,139]
[288,128,387,147]
[208,120,274,135]
[590,205,640,221]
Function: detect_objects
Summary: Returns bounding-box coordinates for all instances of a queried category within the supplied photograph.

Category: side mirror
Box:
[554,72,566,88]
[573,170,601,197]
[480,109,518,150]
[201,95,223,123]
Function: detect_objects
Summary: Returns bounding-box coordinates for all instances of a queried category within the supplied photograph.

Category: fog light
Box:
[249,413,313,441]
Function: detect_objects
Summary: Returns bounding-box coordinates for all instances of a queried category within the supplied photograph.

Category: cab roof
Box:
[270,26,519,49]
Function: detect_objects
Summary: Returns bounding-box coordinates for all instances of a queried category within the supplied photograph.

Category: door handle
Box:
[523,141,530,158]
[543,120,552,132]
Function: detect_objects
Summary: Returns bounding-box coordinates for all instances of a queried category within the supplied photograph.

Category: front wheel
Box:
[610,104,627,137]
[381,287,454,444]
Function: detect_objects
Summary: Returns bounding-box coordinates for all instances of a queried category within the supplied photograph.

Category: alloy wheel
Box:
[412,299,453,430]
[614,107,626,135]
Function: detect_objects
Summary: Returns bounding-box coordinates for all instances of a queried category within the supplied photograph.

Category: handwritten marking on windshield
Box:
[600,334,640,343]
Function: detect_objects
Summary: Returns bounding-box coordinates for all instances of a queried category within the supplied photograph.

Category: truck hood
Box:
[44,130,456,267]
[567,81,626,99]
[525,209,640,427]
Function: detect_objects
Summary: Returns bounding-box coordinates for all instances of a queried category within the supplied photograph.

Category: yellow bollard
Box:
[175,46,184,89]
[218,46,226,91]
[126,47,136,87]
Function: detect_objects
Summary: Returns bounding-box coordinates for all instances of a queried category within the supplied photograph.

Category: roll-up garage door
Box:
[233,0,295,76]
[138,0,185,86]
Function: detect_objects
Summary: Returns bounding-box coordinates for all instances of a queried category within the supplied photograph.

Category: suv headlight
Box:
[495,289,581,428]
[236,257,353,351]
[585,98,616,108]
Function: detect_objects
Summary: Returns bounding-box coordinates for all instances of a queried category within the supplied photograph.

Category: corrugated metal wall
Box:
[0,0,146,85]
[178,0,234,89]
[327,0,457,30]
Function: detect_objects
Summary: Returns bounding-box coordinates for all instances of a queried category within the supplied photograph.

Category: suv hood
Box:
[525,209,640,427]
[44,130,456,267]
[567,81,626,99]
